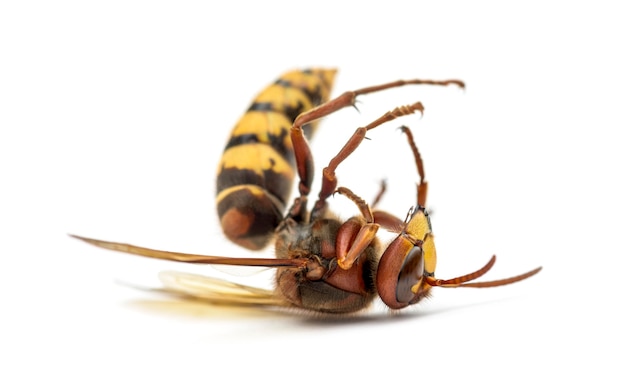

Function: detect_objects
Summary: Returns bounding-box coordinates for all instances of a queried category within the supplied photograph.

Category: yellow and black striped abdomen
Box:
[216,69,336,250]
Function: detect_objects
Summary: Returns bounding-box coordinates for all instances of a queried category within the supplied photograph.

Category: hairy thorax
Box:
[274,217,379,313]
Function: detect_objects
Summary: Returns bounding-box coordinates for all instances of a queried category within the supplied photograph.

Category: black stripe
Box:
[223,129,293,164]
[248,100,305,124]
[246,73,325,122]
[275,76,324,109]
[216,166,292,204]
[248,101,274,112]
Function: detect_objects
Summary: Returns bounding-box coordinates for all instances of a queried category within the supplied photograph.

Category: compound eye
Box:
[395,246,425,303]
[377,236,426,309]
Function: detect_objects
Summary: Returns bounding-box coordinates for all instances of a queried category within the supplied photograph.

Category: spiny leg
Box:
[335,186,375,222]
[295,78,464,137]
[368,178,405,233]
[370,179,387,210]
[399,125,428,207]
[288,78,464,217]
[310,102,425,219]
[334,187,379,270]
[370,125,430,233]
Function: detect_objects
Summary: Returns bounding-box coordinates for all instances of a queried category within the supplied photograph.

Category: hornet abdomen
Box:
[216,69,336,250]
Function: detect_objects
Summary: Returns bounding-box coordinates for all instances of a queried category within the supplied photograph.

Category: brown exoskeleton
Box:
[71,69,541,314]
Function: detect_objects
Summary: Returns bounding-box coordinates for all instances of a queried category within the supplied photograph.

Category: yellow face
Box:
[404,208,437,278]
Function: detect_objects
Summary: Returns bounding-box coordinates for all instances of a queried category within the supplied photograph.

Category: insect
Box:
[71,68,541,314]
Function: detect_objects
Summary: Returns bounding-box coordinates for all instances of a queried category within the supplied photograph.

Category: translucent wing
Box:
[69,234,308,267]
[69,234,298,308]
[156,271,288,307]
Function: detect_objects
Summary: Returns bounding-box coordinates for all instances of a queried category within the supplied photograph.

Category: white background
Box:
[2,1,624,370]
